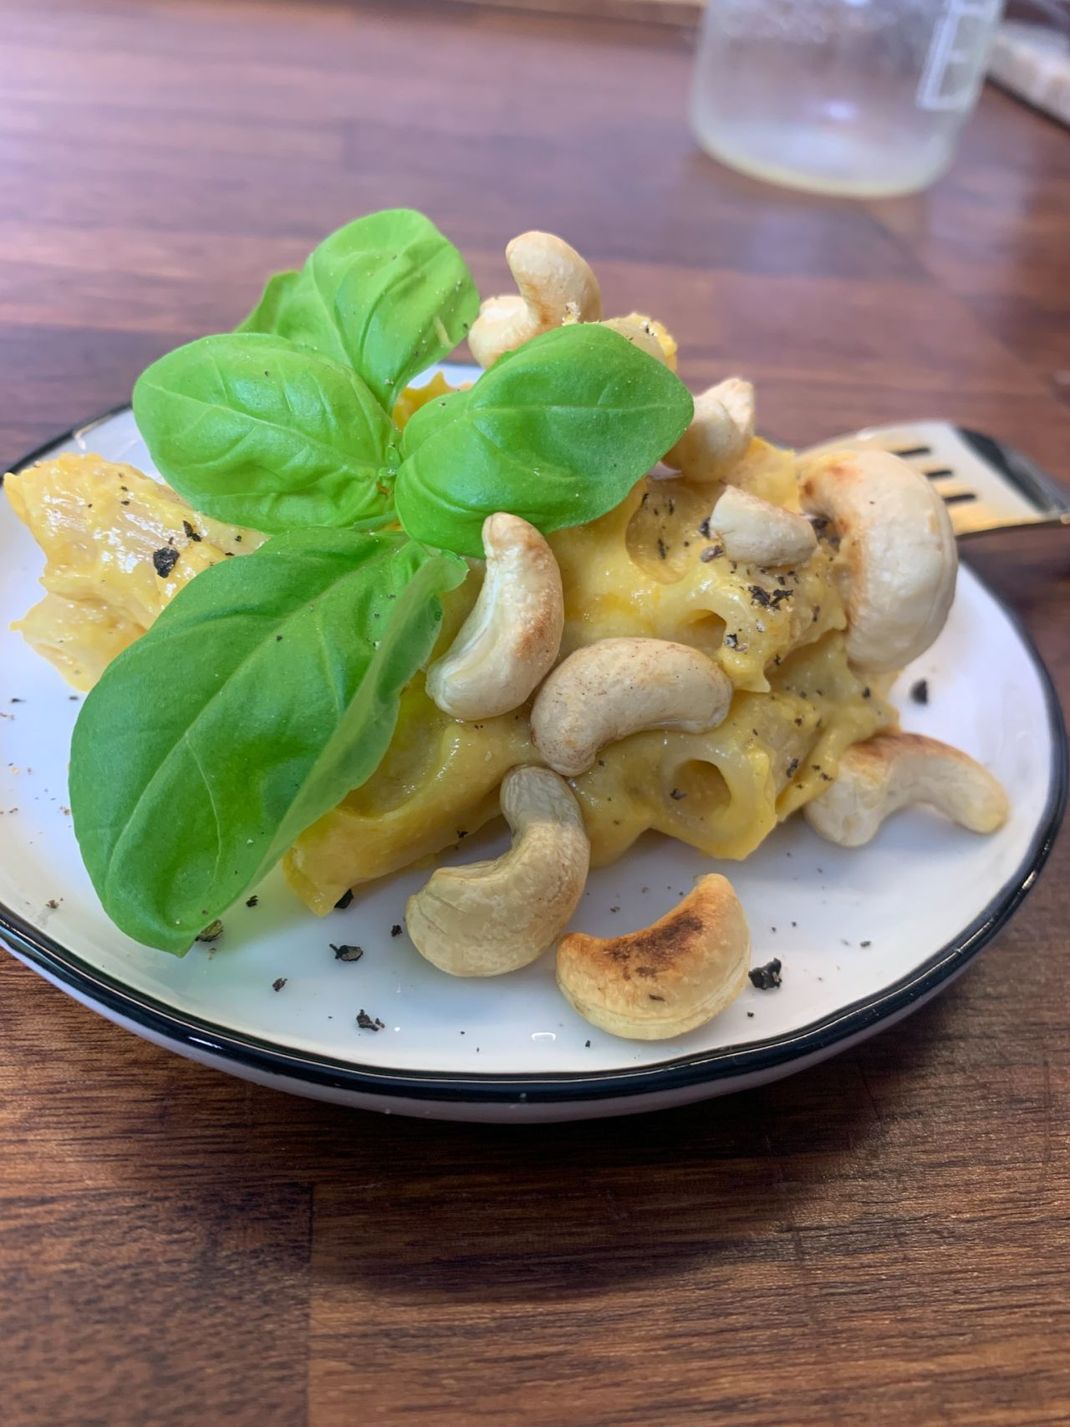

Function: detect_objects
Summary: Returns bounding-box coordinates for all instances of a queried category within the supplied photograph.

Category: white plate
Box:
[0,379,1065,1122]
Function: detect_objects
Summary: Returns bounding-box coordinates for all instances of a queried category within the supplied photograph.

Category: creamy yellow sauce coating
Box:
[285,437,895,910]
[5,454,262,688]
[5,423,895,918]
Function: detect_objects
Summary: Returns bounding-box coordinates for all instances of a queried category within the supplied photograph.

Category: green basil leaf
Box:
[235,269,300,333]
[394,324,694,556]
[132,332,395,533]
[237,209,480,410]
[69,530,466,954]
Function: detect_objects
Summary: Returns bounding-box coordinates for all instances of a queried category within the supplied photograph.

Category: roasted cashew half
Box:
[531,637,733,777]
[600,313,678,370]
[406,766,590,977]
[804,733,1008,847]
[664,377,755,480]
[426,513,564,721]
[468,231,602,368]
[709,485,817,567]
[557,874,751,1040]
[799,448,957,673]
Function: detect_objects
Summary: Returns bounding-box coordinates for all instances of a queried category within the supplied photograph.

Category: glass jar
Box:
[690,0,1005,197]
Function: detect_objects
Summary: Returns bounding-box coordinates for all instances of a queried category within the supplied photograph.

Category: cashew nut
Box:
[709,485,818,567]
[468,231,602,368]
[531,637,733,777]
[556,874,751,1040]
[600,313,678,370]
[799,448,957,673]
[426,513,564,721]
[405,766,590,977]
[804,733,1008,847]
[664,377,755,480]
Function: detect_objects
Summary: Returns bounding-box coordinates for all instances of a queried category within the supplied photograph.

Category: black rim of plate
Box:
[1,409,1067,1107]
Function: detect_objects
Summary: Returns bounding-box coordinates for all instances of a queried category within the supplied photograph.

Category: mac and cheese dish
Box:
[5,225,1008,1040]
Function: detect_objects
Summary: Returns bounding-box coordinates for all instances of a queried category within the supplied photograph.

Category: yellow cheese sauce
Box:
[285,445,894,911]
[5,454,262,689]
[6,425,895,917]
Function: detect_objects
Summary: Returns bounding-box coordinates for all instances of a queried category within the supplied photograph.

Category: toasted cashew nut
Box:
[710,486,818,567]
[664,377,755,479]
[406,766,590,977]
[799,448,957,673]
[468,231,602,368]
[426,514,564,721]
[556,874,751,1040]
[804,733,1008,847]
[600,313,678,370]
[531,637,733,777]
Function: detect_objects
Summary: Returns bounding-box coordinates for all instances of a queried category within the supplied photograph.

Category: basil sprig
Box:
[133,213,694,553]
[395,324,693,556]
[73,209,700,952]
[70,531,466,953]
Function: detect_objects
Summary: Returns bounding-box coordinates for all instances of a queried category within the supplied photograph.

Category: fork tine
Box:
[801,420,1070,540]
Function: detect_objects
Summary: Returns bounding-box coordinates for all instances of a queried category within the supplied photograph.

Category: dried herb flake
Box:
[331,943,364,963]
[749,958,782,991]
[152,546,179,578]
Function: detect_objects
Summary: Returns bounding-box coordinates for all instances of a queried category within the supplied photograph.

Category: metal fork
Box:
[802,420,1070,539]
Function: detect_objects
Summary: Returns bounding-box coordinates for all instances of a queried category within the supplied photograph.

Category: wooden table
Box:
[2,4,1068,1423]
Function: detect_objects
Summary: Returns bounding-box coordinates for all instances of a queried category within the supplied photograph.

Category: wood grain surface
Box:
[1,3,1068,1424]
